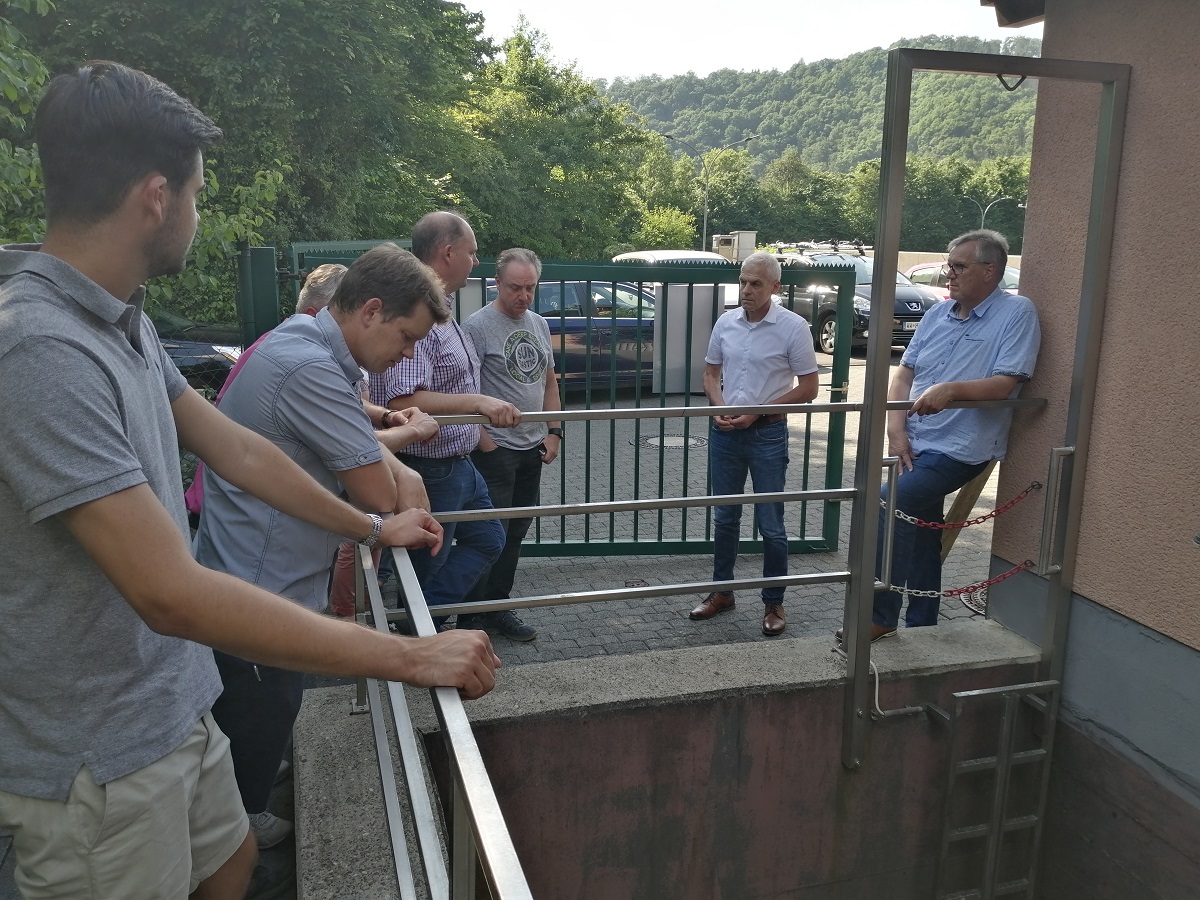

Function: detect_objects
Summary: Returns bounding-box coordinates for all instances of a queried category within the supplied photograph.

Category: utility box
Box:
[711,230,757,263]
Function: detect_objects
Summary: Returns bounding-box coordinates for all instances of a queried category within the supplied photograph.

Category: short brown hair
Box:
[329,244,449,324]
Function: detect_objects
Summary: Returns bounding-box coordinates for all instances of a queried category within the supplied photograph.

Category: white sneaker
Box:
[248,810,294,849]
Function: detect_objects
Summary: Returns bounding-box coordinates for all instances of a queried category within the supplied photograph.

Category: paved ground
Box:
[0,348,1017,899]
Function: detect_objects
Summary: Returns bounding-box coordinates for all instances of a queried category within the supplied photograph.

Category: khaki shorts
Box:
[0,713,250,899]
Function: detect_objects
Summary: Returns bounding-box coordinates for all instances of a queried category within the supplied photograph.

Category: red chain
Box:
[886,480,1042,530]
[943,560,1035,598]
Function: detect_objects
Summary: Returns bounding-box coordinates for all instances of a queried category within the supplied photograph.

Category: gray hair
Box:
[410,210,471,264]
[742,251,781,282]
[948,229,1009,270]
[296,263,347,314]
[496,247,542,281]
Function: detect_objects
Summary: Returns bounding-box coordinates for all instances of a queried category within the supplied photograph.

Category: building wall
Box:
[991,0,1200,648]
[985,0,1200,891]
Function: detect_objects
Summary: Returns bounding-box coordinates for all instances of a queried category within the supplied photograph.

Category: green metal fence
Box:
[237,244,855,558]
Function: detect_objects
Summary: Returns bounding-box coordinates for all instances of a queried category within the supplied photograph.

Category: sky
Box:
[463,0,1043,82]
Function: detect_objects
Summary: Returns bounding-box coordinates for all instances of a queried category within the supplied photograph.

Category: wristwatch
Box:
[359,513,384,547]
[546,427,564,439]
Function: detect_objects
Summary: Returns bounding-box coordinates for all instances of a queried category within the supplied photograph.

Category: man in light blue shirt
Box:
[868,229,1040,641]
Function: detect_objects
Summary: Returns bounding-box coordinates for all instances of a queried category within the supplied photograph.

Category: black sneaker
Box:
[243,846,294,900]
[459,610,537,642]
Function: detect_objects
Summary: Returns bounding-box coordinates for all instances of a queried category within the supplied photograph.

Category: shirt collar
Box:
[737,301,781,325]
[949,285,1008,321]
[1,243,147,346]
[313,307,365,384]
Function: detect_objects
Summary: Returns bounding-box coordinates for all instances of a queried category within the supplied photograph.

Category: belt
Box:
[397,452,470,464]
[750,413,785,428]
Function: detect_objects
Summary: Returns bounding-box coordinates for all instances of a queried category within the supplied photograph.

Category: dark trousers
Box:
[467,445,544,603]
[873,451,989,629]
[209,651,304,813]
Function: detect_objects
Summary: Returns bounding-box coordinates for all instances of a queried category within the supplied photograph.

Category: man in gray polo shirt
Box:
[0,62,499,900]
[193,243,449,851]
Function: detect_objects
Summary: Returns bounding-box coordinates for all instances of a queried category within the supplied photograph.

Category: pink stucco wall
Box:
[993,0,1200,649]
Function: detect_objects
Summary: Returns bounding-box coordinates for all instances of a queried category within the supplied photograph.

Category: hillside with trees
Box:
[603,35,1041,173]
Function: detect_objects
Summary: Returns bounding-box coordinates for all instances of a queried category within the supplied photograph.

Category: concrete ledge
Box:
[406,619,1039,729]
[295,620,1039,899]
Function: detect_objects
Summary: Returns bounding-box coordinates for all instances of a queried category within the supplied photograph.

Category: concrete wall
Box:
[414,627,1043,900]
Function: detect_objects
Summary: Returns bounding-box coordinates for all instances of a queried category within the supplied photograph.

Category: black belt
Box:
[750,413,785,428]
[397,452,470,464]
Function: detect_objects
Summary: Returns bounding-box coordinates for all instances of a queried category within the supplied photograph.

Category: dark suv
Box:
[776,251,941,354]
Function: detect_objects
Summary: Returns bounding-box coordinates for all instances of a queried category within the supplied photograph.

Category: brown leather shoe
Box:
[834,623,898,644]
[762,604,786,636]
[690,591,735,620]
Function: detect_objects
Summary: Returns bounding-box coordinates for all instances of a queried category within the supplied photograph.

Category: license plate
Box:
[902,321,919,331]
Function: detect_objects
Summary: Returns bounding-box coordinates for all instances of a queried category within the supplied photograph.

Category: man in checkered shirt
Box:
[370,212,516,618]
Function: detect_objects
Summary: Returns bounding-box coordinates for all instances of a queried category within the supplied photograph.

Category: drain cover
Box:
[635,434,707,450]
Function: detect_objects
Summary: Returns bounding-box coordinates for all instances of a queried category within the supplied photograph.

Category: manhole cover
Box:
[635,434,707,450]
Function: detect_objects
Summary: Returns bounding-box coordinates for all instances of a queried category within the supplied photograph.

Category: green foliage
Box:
[632,206,696,250]
[449,26,650,258]
[146,166,285,322]
[603,35,1041,173]
[0,0,52,242]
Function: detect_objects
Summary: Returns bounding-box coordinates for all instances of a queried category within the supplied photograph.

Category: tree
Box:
[449,26,650,258]
[632,207,696,250]
[14,0,490,242]
[0,0,52,242]
[759,148,849,242]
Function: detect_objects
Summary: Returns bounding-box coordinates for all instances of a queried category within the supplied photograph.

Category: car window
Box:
[909,268,934,286]
[1001,267,1021,291]
[590,284,655,319]
[535,283,564,314]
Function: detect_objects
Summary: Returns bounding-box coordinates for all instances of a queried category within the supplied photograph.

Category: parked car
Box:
[774,252,941,354]
[905,262,1022,299]
[484,280,656,388]
[147,307,242,393]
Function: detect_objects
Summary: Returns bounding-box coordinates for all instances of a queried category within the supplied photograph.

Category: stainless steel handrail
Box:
[437,488,854,523]
[358,544,449,897]
[392,550,535,900]
[430,398,1047,427]
[1037,447,1073,576]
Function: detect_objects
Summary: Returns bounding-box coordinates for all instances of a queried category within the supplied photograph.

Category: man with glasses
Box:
[458,248,562,642]
[851,229,1040,643]
[370,211,513,623]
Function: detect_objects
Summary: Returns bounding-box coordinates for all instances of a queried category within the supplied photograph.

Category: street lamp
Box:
[663,132,758,251]
[962,194,1014,230]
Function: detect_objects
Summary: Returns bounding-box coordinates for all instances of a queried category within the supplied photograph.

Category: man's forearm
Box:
[392,390,481,416]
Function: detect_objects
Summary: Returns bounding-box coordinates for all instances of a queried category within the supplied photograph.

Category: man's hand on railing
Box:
[381,509,444,555]
[402,630,502,700]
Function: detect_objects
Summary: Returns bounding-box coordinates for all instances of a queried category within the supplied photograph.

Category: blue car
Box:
[484,280,656,389]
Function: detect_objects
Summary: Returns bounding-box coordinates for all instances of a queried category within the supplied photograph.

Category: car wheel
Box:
[816,314,837,355]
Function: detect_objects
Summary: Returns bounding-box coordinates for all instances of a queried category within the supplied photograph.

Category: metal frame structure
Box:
[840,47,1130,772]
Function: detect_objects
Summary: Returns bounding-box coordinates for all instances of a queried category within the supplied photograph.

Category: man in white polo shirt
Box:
[690,252,819,636]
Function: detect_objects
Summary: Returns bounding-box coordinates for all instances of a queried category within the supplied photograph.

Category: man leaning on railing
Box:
[843,229,1041,645]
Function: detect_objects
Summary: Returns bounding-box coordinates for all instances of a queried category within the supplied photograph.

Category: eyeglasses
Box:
[940,261,981,277]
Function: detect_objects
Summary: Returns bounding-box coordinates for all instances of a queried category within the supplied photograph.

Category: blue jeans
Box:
[709,420,790,604]
[874,451,989,629]
[397,455,504,611]
[468,445,543,603]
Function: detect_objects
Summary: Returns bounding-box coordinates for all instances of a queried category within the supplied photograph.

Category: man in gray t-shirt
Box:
[0,62,498,900]
[460,248,562,641]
